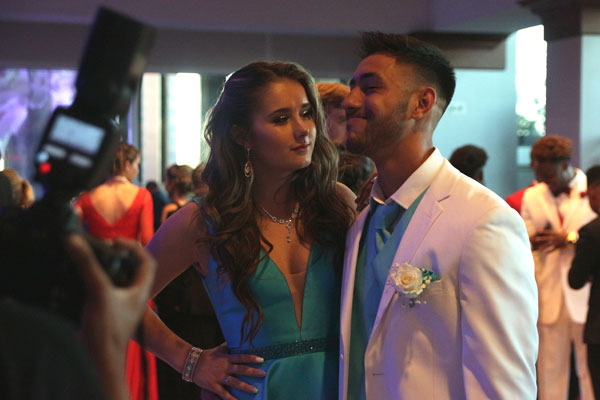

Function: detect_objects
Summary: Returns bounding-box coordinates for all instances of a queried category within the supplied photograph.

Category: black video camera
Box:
[0,7,155,323]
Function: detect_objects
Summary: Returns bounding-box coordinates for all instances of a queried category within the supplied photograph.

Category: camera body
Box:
[34,106,119,195]
[0,7,155,323]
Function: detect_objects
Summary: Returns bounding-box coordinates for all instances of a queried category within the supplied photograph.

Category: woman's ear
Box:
[231,125,251,148]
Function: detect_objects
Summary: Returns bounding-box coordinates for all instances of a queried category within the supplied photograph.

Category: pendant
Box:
[285,220,292,243]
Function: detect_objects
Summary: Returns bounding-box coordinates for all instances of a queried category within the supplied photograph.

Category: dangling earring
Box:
[244,148,253,179]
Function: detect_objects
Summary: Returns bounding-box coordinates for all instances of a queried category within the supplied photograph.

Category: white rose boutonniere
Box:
[387,262,440,307]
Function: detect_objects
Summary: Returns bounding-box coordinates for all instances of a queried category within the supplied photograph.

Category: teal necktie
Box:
[368,202,403,258]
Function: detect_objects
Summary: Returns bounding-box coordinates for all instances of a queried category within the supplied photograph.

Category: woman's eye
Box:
[301,109,313,119]
[273,115,288,124]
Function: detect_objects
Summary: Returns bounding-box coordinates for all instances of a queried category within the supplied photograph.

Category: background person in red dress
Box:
[75,141,158,400]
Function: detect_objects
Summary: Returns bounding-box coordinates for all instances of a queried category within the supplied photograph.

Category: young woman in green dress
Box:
[142,61,356,399]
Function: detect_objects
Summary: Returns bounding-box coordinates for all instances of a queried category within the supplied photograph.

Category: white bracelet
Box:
[182,347,204,382]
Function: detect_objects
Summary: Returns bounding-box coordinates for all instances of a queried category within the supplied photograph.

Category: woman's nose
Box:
[294,118,313,139]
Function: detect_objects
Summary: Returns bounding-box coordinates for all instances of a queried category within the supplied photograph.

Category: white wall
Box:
[435,34,518,198]
[580,34,600,170]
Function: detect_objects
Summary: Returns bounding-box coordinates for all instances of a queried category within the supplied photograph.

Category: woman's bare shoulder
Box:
[158,202,208,241]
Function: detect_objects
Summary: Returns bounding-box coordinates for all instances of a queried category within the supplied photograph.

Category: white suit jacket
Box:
[340,150,539,400]
[521,169,596,325]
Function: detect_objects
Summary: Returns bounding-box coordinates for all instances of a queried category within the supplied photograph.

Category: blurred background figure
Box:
[569,165,600,399]
[506,159,538,214]
[154,161,223,400]
[316,82,350,147]
[317,82,376,198]
[521,135,596,400]
[0,169,35,208]
[192,164,208,197]
[145,180,168,232]
[74,141,158,400]
[162,164,193,223]
[337,150,375,195]
[449,144,488,185]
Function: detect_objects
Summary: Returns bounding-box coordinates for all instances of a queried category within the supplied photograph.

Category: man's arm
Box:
[459,206,538,399]
[569,224,596,289]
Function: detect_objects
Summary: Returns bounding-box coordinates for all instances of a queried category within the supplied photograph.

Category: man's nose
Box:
[342,87,361,113]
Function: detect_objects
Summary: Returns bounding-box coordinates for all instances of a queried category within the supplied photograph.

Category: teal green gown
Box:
[202,244,340,399]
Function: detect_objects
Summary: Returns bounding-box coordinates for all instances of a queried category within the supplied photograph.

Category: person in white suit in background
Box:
[339,32,539,400]
[521,135,597,400]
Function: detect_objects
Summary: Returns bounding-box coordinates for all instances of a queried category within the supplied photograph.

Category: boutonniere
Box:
[387,262,440,307]
[580,191,587,198]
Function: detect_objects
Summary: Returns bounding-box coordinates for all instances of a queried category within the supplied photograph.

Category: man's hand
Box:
[530,229,568,251]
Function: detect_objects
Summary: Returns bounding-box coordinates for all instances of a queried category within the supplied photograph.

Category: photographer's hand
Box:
[66,235,156,400]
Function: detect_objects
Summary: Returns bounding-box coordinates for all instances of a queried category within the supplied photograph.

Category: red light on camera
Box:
[38,162,52,175]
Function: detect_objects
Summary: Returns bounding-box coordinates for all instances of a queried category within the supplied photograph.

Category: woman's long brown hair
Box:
[199,62,354,344]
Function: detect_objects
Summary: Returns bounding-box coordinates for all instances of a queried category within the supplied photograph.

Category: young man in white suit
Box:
[339,32,539,399]
[521,135,597,400]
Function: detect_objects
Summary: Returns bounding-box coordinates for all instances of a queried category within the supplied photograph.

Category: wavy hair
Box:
[199,61,354,344]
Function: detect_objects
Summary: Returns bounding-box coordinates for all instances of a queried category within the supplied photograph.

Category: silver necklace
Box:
[261,203,299,243]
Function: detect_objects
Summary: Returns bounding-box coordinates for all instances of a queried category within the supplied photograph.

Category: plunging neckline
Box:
[263,245,315,332]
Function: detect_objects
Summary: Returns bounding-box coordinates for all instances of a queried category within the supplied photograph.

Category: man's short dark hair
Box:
[586,165,600,187]
[449,145,488,179]
[360,31,456,110]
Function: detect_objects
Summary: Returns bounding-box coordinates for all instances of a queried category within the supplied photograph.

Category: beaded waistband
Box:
[229,336,338,360]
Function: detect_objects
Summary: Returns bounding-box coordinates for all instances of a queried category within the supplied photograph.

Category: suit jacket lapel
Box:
[539,189,562,230]
[341,208,370,347]
[369,161,457,336]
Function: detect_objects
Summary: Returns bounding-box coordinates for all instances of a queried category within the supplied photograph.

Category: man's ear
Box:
[411,87,437,119]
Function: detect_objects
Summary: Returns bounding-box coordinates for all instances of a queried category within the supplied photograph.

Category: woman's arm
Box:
[147,202,204,295]
[144,203,265,399]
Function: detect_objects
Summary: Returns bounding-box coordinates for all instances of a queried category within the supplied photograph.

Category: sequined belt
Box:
[229,336,338,360]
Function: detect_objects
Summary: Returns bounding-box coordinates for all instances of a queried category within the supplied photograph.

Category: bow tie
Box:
[553,186,571,197]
